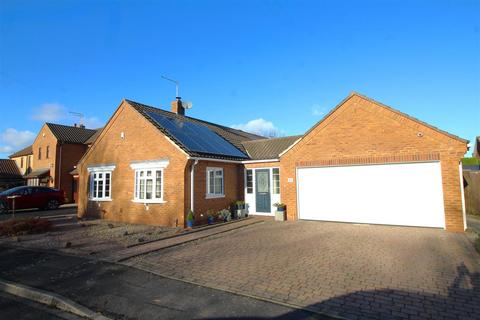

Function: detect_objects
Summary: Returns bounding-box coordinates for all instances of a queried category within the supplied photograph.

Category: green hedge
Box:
[462,157,480,165]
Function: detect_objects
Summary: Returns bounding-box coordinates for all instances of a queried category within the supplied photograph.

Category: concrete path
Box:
[0,246,325,320]
[0,291,83,320]
[105,217,264,262]
[467,215,480,234]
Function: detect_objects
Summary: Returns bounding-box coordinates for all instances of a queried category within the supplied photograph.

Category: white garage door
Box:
[297,162,445,228]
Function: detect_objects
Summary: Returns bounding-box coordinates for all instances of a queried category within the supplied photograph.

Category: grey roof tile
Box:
[46,123,98,144]
[242,135,302,160]
[9,145,33,158]
[0,159,22,179]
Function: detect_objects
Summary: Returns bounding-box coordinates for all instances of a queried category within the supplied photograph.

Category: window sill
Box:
[132,199,167,204]
[205,194,225,199]
[89,198,112,202]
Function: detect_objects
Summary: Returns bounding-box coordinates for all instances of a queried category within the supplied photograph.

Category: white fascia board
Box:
[130,158,170,169]
[187,157,244,164]
[241,159,279,164]
[278,137,302,158]
[87,164,116,172]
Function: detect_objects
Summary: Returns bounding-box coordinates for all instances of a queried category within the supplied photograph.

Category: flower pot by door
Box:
[275,210,286,221]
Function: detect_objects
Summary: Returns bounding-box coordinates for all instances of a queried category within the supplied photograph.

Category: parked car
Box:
[0,186,65,214]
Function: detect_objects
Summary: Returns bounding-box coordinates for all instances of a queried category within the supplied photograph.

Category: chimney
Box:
[171,97,185,116]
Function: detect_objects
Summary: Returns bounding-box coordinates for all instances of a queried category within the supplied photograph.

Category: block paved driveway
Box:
[129,220,480,320]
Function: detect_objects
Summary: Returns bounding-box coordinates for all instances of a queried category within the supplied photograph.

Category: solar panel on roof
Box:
[145,111,248,158]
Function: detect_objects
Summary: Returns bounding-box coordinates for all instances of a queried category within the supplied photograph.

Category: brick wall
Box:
[280,94,467,231]
[77,101,189,227]
[58,143,88,202]
[32,125,58,187]
[191,160,243,223]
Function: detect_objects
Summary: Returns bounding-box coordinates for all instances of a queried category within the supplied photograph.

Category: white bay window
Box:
[87,165,116,201]
[130,159,169,204]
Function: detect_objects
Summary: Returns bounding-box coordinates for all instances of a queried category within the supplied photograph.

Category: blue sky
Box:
[0,0,479,158]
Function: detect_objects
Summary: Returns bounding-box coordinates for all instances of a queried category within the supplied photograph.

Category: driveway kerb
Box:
[0,278,111,320]
[125,261,345,320]
[112,218,265,262]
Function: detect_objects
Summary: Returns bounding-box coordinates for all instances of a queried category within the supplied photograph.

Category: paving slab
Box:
[0,246,326,320]
[128,220,480,320]
[106,217,264,262]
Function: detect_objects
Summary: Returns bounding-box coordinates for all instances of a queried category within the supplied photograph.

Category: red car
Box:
[0,186,65,214]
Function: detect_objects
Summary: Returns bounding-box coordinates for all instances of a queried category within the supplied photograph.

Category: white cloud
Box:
[0,128,36,155]
[231,118,282,138]
[311,103,327,116]
[32,103,67,122]
[82,116,103,129]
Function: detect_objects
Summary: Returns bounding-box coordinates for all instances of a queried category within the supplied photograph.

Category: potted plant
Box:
[273,203,286,221]
[234,200,246,219]
[207,209,215,225]
[186,211,195,228]
[218,209,231,222]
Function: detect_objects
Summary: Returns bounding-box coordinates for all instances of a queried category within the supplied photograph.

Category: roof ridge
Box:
[242,135,303,144]
[46,122,97,131]
[124,99,265,140]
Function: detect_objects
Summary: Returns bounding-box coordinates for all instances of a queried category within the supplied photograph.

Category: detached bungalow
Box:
[78,93,468,231]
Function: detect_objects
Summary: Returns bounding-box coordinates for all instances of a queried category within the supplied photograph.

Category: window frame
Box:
[206,167,224,199]
[246,169,253,194]
[132,168,165,203]
[272,168,280,194]
[38,147,42,160]
[130,159,169,204]
[46,146,50,159]
[87,165,116,201]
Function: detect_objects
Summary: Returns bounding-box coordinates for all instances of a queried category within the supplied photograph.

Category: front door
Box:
[255,169,271,213]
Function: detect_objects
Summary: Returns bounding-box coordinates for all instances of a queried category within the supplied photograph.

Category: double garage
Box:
[278,93,468,232]
[297,161,447,228]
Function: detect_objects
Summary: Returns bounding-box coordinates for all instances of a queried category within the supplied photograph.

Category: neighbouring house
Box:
[0,159,24,191]
[9,145,34,176]
[78,93,468,232]
[9,123,99,203]
[474,136,480,159]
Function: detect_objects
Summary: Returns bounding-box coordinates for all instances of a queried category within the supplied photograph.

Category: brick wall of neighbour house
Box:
[77,102,189,227]
[57,143,88,203]
[191,160,244,223]
[32,125,58,187]
[11,155,33,176]
[280,94,468,232]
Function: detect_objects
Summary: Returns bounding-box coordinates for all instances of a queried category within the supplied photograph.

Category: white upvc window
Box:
[87,165,116,201]
[130,159,169,204]
[206,167,224,198]
[272,168,280,194]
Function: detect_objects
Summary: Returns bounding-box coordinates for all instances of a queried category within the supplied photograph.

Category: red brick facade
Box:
[78,95,468,231]
[279,94,467,232]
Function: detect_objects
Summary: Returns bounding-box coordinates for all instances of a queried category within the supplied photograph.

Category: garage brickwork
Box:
[280,94,468,231]
[77,101,189,227]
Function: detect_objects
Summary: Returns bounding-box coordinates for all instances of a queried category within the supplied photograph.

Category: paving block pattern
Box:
[128,221,480,320]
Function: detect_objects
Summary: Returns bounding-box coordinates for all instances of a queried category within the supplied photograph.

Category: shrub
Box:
[0,218,53,237]
[462,157,480,166]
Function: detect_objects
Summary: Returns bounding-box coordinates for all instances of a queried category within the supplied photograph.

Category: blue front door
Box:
[255,169,271,213]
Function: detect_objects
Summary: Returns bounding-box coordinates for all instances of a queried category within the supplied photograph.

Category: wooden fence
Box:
[464,170,480,216]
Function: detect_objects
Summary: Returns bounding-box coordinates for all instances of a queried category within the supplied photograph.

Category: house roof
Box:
[24,168,50,179]
[84,128,103,145]
[0,159,22,179]
[46,123,98,144]
[126,99,265,160]
[9,145,33,158]
[242,135,302,160]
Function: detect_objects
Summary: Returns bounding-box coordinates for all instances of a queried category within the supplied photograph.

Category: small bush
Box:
[0,218,53,237]
[462,157,480,166]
